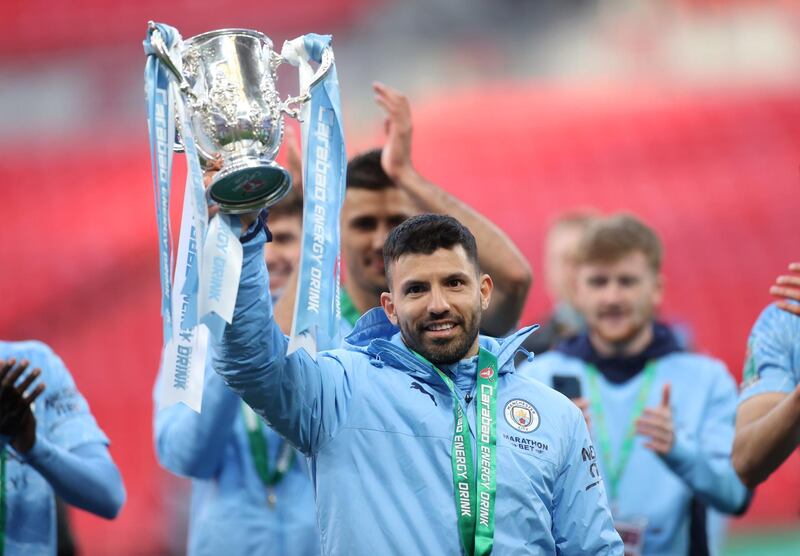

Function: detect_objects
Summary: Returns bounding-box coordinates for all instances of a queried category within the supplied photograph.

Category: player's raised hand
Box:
[770,262,800,317]
[0,358,46,453]
[373,81,415,183]
[200,156,262,230]
[636,383,674,455]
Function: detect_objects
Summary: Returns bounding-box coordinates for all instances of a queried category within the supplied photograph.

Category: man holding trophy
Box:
[144,20,620,555]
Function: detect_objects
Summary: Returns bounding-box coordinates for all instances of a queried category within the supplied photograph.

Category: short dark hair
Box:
[383,214,479,286]
[346,148,394,190]
[577,213,663,273]
[269,186,303,220]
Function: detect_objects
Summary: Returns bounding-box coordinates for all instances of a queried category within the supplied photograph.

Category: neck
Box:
[466,338,480,359]
[589,322,653,358]
[344,281,382,315]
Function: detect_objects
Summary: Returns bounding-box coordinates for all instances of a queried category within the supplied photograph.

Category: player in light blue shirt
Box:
[154,182,321,556]
[0,341,125,556]
[519,214,748,555]
[733,261,800,488]
[154,352,320,556]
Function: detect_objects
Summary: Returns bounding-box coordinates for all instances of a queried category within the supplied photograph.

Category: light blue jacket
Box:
[739,302,800,403]
[0,341,125,556]
[212,229,623,555]
[520,350,748,555]
[154,352,320,556]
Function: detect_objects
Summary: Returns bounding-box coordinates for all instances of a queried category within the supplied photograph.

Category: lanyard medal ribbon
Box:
[585,361,657,502]
[414,348,499,556]
[241,403,295,509]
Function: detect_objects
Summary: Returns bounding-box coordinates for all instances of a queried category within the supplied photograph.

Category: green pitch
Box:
[723,528,800,555]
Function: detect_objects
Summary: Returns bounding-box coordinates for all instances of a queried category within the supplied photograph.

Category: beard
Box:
[399,300,482,365]
[590,304,652,354]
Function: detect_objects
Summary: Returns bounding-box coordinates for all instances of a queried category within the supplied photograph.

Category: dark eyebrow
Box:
[443,272,471,283]
[399,279,428,292]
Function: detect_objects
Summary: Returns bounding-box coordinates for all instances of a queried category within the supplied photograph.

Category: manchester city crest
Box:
[504,399,540,433]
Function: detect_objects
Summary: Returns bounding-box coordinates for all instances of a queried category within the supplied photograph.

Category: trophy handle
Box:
[278,46,335,120]
[147,22,197,102]
[148,23,218,165]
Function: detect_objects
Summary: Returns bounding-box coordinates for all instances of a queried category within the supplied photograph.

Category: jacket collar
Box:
[554,321,683,384]
[344,308,539,381]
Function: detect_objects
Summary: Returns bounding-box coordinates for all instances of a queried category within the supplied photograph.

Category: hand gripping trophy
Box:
[144,22,346,410]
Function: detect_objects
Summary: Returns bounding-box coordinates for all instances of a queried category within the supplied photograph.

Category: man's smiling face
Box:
[381,245,492,365]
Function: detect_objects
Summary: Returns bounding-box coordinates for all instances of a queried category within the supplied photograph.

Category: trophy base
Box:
[208,160,292,214]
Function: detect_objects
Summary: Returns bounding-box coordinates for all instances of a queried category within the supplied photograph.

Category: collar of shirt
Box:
[555,322,682,384]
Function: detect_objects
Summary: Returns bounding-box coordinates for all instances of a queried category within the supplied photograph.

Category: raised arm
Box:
[373,82,532,336]
[733,304,800,488]
[212,224,354,455]
[24,439,125,519]
[734,387,800,488]
[552,405,623,555]
[153,356,241,479]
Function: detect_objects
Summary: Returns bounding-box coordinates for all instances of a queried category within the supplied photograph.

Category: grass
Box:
[723,528,800,555]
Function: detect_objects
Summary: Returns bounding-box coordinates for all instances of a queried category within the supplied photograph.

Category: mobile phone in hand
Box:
[552,375,582,399]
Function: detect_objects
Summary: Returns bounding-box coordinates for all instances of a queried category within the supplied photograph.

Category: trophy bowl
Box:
[180,29,290,213]
[148,24,334,213]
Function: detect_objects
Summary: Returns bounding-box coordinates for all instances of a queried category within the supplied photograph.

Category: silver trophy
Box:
[147,23,332,213]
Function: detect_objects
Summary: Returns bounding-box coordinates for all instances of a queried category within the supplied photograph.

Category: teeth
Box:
[428,323,455,331]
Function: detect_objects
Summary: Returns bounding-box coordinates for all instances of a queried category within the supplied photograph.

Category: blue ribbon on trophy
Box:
[161,152,210,411]
[144,23,210,411]
[282,34,346,359]
[145,23,344,405]
[143,22,178,346]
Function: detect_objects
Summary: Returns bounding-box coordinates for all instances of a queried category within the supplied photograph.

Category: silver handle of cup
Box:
[278,46,335,120]
[147,22,196,102]
[147,22,218,166]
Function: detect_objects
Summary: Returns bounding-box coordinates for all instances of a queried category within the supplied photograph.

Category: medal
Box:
[242,403,296,511]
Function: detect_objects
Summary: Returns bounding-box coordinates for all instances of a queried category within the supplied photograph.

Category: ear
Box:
[479,274,493,311]
[572,267,588,312]
[652,272,665,306]
[380,291,398,325]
